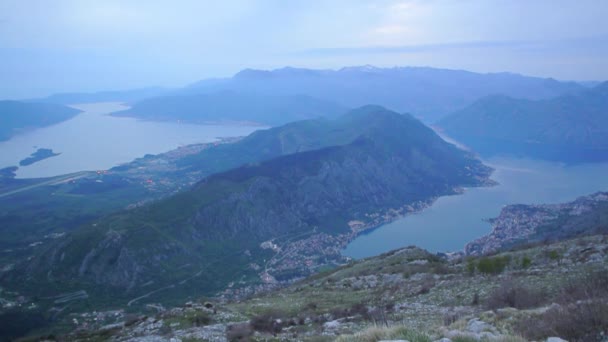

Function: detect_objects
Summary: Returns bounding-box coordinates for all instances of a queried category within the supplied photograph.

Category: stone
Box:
[467,318,497,334]
[547,338,568,342]
[323,320,341,329]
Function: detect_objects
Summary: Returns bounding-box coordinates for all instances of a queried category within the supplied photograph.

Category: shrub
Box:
[249,313,283,334]
[335,325,431,342]
[546,249,561,261]
[226,322,253,341]
[477,256,510,275]
[515,270,608,341]
[515,301,608,341]
[418,274,436,294]
[187,311,211,326]
[350,302,368,317]
[520,256,531,268]
[466,259,476,275]
[485,278,546,310]
[471,291,480,306]
[451,336,479,342]
[559,270,608,304]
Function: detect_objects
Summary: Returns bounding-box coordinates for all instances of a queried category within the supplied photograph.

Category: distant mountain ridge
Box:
[437,81,608,162]
[180,65,585,121]
[10,106,492,307]
[33,87,169,105]
[0,101,82,141]
[112,91,348,126]
[31,66,586,123]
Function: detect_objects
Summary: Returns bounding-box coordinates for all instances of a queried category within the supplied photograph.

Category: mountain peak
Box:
[339,65,383,73]
[233,68,273,79]
[593,80,608,94]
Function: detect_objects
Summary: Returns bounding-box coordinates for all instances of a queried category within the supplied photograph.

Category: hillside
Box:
[44,233,608,342]
[180,66,584,122]
[113,91,348,126]
[3,106,492,312]
[0,101,81,141]
[437,82,608,162]
[0,105,483,271]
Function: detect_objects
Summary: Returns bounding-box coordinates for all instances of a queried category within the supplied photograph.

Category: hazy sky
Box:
[1,0,608,99]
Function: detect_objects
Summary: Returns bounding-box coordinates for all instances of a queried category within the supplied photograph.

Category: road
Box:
[0,171,91,199]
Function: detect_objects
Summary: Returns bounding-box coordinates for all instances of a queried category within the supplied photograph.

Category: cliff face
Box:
[465,192,608,255]
[12,107,492,305]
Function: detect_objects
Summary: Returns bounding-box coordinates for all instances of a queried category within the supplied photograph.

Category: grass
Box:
[335,325,432,342]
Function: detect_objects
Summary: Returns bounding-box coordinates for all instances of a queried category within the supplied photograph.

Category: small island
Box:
[19,148,61,166]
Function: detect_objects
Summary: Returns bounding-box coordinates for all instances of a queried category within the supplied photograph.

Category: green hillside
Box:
[6,106,491,311]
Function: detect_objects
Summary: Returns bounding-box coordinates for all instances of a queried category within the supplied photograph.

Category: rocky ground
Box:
[45,233,608,342]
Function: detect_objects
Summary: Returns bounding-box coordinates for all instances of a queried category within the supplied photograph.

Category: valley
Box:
[0,106,492,320]
[3,2,608,340]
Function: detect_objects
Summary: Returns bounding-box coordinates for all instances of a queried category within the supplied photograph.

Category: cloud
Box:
[298,40,539,57]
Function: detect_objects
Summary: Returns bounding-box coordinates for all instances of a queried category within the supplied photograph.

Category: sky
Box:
[1,0,608,99]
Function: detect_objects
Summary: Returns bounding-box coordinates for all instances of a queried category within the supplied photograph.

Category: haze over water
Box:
[0,103,262,178]
[343,157,608,258]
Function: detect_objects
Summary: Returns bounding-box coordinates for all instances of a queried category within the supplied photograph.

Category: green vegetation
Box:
[474,256,510,275]
[335,325,432,342]
[520,256,531,268]
[5,105,491,314]
[21,233,607,341]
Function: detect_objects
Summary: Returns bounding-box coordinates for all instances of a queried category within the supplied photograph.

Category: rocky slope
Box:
[465,192,608,255]
[46,234,608,342]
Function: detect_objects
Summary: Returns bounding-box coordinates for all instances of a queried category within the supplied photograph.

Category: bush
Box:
[559,270,608,304]
[226,323,253,341]
[546,249,561,261]
[187,311,211,327]
[466,259,476,275]
[515,270,608,340]
[335,325,432,342]
[471,291,480,306]
[520,256,532,268]
[516,301,608,341]
[485,278,546,310]
[477,256,510,275]
[418,274,436,294]
[249,309,286,334]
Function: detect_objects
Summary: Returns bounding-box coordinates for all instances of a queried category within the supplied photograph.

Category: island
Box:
[19,148,61,166]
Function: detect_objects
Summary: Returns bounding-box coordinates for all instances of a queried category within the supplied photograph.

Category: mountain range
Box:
[177,66,584,122]
[28,66,586,123]
[438,81,608,162]
[33,87,169,105]
[112,91,348,126]
[5,106,492,309]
